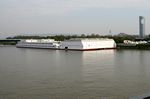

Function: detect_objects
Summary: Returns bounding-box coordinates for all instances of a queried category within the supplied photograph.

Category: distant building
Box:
[139,16,145,39]
[124,40,147,45]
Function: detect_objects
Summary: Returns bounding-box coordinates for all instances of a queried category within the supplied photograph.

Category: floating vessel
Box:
[16,38,116,51]
[60,38,116,51]
[16,39,60,49]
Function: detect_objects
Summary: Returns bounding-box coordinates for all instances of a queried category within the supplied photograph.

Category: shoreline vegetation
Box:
[117,43,150,50]
[1,33,150,50]
[0,42,16,45]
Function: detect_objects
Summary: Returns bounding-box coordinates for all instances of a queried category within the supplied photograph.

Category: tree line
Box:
[7,33,150,43]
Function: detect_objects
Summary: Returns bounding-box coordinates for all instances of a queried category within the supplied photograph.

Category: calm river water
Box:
[0,46,150,99]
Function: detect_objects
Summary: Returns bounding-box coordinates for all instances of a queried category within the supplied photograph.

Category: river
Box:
[0,46,150,99]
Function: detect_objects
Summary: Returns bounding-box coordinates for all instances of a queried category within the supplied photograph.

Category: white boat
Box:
[16,39,60,49]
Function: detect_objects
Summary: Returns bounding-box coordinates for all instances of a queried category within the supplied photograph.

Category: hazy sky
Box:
[0,0,150,37]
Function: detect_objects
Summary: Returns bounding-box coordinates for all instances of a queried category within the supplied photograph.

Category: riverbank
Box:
[0,42,17,45]
[117,43,150,50]
[1,44,150,50]
[0,39,20,45]
[0,45,15,47]
[1,40,150,50]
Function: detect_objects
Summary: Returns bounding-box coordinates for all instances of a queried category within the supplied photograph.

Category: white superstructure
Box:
[60,38,116,51]
[16,39,60,49]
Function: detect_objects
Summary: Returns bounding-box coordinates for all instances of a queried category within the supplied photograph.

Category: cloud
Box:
[81,0,150,8]
[31,0,150,15]
[1,0,150,16]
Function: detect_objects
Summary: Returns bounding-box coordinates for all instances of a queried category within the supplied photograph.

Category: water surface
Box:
[0,47,150,99]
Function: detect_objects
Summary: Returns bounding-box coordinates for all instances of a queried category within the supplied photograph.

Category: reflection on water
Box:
[0,47,150,98]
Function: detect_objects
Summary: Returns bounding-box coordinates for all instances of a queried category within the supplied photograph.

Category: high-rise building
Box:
[139,16,145,39]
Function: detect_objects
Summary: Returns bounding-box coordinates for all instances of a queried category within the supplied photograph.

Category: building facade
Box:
[139,16,145,39]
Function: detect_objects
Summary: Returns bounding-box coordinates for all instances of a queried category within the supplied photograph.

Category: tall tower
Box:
[139,16,145,39]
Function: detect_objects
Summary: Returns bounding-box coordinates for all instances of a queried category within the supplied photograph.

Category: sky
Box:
[0,0,150,37]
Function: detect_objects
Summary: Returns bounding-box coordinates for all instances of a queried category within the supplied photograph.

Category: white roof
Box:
[24,39,55,43]
[65,38,113,42]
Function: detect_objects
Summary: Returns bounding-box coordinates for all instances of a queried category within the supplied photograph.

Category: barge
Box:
[16,38,116,51]
[60,38,116,51]
[16,39,60,49]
